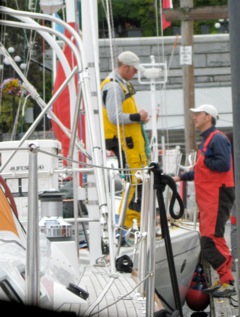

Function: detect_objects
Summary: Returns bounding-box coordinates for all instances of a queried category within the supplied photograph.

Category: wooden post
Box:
[181,0,196,156]
[163,4,228,155]
[163,6,228,22]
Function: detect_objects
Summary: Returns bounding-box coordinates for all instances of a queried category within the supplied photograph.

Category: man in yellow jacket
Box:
[101,51,150,228]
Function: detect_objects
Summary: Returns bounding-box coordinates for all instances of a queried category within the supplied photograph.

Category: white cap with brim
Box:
[190,104,219,119]
[118,51,146,72]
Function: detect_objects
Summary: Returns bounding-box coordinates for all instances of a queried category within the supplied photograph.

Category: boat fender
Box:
[116,255,133,273]
[185,281,210,312]
[67,283,89,300]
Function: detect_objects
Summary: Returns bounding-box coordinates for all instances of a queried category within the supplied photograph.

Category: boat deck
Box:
[59,265,153,317]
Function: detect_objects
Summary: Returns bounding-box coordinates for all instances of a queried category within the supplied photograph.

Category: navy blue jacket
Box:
[180,126,232,181]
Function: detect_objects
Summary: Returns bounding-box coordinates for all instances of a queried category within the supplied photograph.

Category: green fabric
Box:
[141,123,151,160]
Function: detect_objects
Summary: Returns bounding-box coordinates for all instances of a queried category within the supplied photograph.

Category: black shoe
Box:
[203,280,221,294]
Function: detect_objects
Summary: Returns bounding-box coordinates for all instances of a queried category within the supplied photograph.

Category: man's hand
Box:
[139,109,150,123]
[172,176,181,182]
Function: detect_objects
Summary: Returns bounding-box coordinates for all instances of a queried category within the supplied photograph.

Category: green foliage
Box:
[193,0,227,5]
[173,0,227,5]
[0,95,32,133]
[99,0,158,37]
[98,0,228,38]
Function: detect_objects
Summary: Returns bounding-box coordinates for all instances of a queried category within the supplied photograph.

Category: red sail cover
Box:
[0,176,19,237]
[162,0,172,30]
[51,22,85,168]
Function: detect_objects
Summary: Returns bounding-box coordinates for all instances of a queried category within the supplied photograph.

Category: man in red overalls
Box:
[173,104,236,298]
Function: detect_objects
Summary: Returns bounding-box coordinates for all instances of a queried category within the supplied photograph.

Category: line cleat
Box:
[203,280,221,294]
[212,283,237,298]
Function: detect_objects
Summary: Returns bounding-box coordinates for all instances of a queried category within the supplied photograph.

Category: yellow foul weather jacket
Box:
[101,77,149,228]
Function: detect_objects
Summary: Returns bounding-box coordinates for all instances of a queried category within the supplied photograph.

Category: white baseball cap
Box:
[118,51,145,72]
[190,104,219,119]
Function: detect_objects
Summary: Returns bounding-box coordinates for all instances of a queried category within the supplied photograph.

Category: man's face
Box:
[191,111,212,132]
[123,65,138,80]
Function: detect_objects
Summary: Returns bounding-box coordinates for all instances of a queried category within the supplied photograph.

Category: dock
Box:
[205,266,238,317]
[210,222,239,317]
[183,222,239,316]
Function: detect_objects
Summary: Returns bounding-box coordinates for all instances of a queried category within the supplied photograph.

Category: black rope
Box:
[149,162,184,317]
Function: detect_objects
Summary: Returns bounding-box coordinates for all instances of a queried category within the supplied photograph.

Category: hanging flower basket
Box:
[0,78,26,96]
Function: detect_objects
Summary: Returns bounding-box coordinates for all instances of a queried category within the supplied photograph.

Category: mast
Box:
[81,0,111,265]
[228,1,240,314]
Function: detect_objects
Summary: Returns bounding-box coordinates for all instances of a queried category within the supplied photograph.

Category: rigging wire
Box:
[152,0,170,150]
[0,21,6,114]
[0,1,43,140]
[155,0,166,63]
[103,0,126,174]
[11,23,39,139]
[153,0,180,151]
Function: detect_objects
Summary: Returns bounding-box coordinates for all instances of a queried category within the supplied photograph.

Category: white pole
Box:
[26,144,40,306]
[81,0,103,265]
[149,56,159,163]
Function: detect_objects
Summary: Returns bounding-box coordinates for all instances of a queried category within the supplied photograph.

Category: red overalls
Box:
[194,130,235,284]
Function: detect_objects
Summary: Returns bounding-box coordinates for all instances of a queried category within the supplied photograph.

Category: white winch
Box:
[39,190,72,239]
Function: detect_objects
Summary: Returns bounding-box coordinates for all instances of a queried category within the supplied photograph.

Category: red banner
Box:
[51,22,79,166]
[162,0,172,30]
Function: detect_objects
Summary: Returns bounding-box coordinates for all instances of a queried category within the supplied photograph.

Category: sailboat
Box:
[0,2,201,316]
